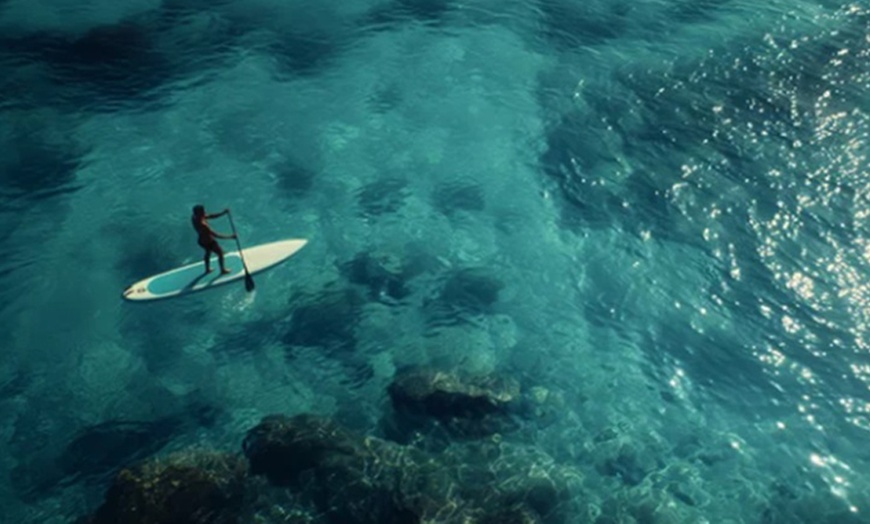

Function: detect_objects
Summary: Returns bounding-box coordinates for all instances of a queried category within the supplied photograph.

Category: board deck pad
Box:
[123,239,307,301]
[147,255,245,295]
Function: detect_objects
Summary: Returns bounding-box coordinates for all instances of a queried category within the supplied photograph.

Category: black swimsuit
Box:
[198,237,219,250]
[193,217,219,250]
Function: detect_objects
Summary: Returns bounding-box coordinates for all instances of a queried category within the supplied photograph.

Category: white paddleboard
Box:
[122,239,307,301]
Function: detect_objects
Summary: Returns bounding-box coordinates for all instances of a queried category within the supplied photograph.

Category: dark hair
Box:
[192,205,205,217]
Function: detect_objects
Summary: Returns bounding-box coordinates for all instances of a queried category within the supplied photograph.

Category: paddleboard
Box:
[122,239,307,301]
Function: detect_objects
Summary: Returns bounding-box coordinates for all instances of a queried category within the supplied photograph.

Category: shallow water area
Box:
[1,0,870,522]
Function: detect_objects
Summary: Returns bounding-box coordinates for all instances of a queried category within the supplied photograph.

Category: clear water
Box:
[1,0,869,522]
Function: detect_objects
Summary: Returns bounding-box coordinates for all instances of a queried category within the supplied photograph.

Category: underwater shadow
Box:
[364,0,456,28]
[0,130,88,201]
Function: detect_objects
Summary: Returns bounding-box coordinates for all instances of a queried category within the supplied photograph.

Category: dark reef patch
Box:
[426,267,504,321]
[0,128,87,200]
[537,111,622,229]
[432,180,485,216]
[11,387,223,502]
[83,449,247,524]
[385,367,522,441]
[0,366,29,399]
[10,417,180,501]
[272,157,319,196]
[56,419,181,483]
[211,317,283,359]
[266,30,349,78]
[538,102,702,245]
[0,5,246,113]
[337,360,376,391]
[383,367,565,446]
[535,0,632,49]
[367,82,404,113]
[243,413,579,523]
[282,288,365,354]
[389,367,521,420]
[596,445,659,486]
[364,0,455,27]
[665,0,734,23]
[2,23,175,111]
[356,177,409,217]
[343,251,410,302]
[115,240,181,286]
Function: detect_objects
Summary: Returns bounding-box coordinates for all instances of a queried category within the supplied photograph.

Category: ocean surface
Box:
[1,0,869,522]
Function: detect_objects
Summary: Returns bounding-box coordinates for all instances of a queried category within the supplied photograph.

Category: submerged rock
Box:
[440,268,504,314]
[283,289,363,354]
[85,449,247,524]
[344,251,410,301]
[433,181,486,216]
[242,414,580,524]
[390,368,521,418]
[243,414,422,522]
[242,414,365,487]
[58,419,181,481]
[11,416,183,501]
[387,367,523,439]
[356,178,409,217]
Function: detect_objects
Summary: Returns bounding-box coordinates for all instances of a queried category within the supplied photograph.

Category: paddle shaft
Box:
[226,211,255,291]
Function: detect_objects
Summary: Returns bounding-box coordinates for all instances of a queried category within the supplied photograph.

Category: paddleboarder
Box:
[191,205,236,275]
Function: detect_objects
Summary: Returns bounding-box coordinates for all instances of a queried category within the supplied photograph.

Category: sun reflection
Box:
[839,395,870,431]
[693,1,870,516]
[807,450,858,510]
[786,271,813,300]
[758,344,786,367]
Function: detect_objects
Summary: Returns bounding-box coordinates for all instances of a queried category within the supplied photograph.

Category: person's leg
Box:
[203,246,213,273]
[214,242,230,274]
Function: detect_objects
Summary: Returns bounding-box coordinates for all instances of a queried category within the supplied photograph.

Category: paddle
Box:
[226,210,255,292]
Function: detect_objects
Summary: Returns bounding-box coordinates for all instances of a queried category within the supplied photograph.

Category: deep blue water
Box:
[1,0,869,522]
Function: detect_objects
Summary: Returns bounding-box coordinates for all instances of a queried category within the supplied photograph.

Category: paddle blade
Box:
[245,273,256,292]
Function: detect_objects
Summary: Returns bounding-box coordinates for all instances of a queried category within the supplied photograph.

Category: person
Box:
[191,205,236,274]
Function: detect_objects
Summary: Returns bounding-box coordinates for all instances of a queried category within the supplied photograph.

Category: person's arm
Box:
[208,226,236,240]
[206,208,229,219]
[201,219,236,240]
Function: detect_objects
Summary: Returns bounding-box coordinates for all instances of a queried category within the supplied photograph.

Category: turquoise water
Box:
[1,0,869,522]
